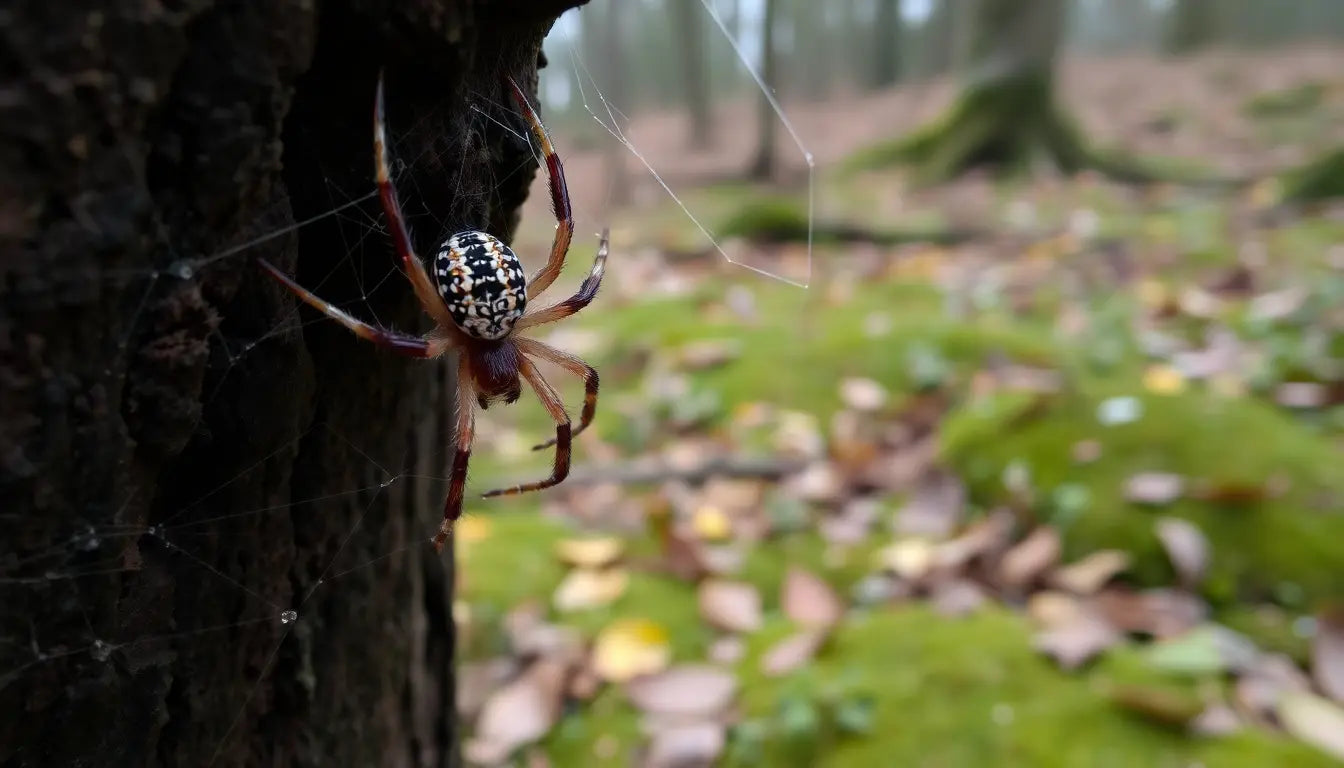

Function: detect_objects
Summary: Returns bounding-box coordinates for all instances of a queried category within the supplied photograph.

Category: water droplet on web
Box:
[169,260,194,280]
[91,640,111,662]
[280,610,298,625]
[76,525,100,551]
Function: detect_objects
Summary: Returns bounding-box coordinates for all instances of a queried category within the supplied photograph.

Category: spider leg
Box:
[257,258,444,358]
[374,71,459,332]
[515,338,598,450]
[515,228,608,332]
[505,75,573,301]
[480,357,571,499]
[433,356,477,552]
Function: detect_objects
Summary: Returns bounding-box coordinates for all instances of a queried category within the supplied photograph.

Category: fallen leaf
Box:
[1277,692,1344,760]
[851,572,912,606]
[468,659,568,764]
[781,567,844,629]
[893,470,966,540]
[625,664,738,717]
[785,462,846,505]
[761,629,828,677]
[1125,472,1185,505]
[1236,653,1313,724]
[1034,613,1122,670]
[839,377,888,412]
[1155,517,1209,587]
[553,568,629,612]
[677,339,741,370]
[1093,588,1207,639]
[1028,591,1086,629]
[933,510,1014,571]
[592,618,672,683]
[818,500,879,545]
[554,537,625,569]
[1050,550,1131,594]
[930,578,987,617]
[1313,608,1344,703]
[691,506,733,541]
[457,657,518,721]
[1276,382,1328,409]
[1143,365,1187,395]
[1146,625,1260,676]
[1000,527,1061,590]
[1071,439,1103,464]
[878,538,936,581]
[698,580,763,634]
[1190,703,1243,736]
[1248,287,1307,322]
[644,722,726,768]
[708,636,746,664]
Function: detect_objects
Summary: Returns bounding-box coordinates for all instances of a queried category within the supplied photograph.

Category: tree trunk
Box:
[674,0,714,149]
[1167,0,1214,54]
[750,0,780,180]
[872,0,903,89]
[1,1,583,766]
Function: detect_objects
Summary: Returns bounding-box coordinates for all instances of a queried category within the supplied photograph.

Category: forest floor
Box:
[457,45,1344,767]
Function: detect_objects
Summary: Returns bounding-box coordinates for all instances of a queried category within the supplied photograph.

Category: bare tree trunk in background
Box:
[1,0,582,765]
[750,0,780,180]
[1167,0,1215,54]
[872,0,903,88]
[674,0,714,149]
[795,0,833,100]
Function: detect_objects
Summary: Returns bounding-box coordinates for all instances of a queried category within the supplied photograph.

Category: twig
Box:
[563,455,808,487]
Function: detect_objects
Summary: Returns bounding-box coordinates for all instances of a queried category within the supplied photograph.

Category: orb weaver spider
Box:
[258,72,606,552]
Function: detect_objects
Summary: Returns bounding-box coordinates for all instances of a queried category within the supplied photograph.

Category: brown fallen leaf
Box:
[457,657,518,721]
[1236,652,1313,725]
[1190,703,1243,737]
[1276,382,1328,409]
[761,629,828,677]
[625,664,738,718]
[1277,691,1344,760]
[467,659,568,765]
[1108,683,1204,727]
[878,538,936,582]
[933,510,1015,571]
[643,722,726,768]
[1000,527,1061,590]
[698,580,763,634]
[677,339,741,371]
[1050,550,1131,595]
[1125,472,1185,505]
[893,469,966,540]
[1154,517,1209,588]
[781,567,844,629]
[1093,588,1207,639]
[1312,608,1344,704]
[1028,591,1086,630]
[930,578,987,617]
[785,462,846,505]
[1034,612,1122,670]
[708,636,746,665]
[555,537,625,569]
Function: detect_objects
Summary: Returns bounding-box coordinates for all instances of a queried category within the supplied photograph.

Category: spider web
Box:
[3,2,817,764]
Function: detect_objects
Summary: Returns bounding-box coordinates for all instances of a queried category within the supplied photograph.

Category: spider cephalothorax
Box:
[258,71,605,552]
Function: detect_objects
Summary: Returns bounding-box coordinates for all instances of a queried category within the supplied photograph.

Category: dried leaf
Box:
[554,537,625,569]
[878,538,936,581]
[1109,683,1203,727]
[933,509,1015,571]
[1313,608,1344,704]
[593,619,672,683]
[1125,472,1185,505]
[457,657,518,721]
[1276,382,1328,409]
[785,462,846,505]
[999,527,1061,589]
[698,580,763,634]
[691,506,733,541]
[468,660,568,764]
[708,636,746,665]
[677,339,741,371]
[1034,613,1121,670]
[1190,703,1243,736]
[553,568,629,613]
[625,664,737,718]
[781,567,844,629]
[818,500,879,545]
[1050,550,1131,595]
[1028,591,1086,629]
[839,377,888,412]
[1155,517,1209,587]
[893,470,966,540]
[1093,588,1207,639]
[1071,439,1103,464]
[930,579,987,617]
[644,722,726,768]
[1277,692,1344,760]
[761,629,828,677]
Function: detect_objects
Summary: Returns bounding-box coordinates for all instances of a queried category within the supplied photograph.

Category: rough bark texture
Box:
[1,1,582,766]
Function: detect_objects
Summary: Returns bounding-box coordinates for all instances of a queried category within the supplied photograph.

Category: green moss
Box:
[732,607,1334,767]
[1243,83,1326,118]
[940,388,1344,606]
[1279,145,1344,204]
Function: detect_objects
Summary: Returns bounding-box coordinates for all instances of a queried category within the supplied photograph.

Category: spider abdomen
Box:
[434,231,528,340]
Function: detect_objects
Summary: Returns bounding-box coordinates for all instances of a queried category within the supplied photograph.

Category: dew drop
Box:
[76,525,100,551]
[169,260,194,280]
[91,640,111,662]
[280,610,298,625]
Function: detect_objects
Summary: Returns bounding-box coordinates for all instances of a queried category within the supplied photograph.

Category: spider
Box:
[257,71,605,553]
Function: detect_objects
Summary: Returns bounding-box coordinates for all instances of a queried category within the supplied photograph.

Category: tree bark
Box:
[1,1,583,766]
[1167,0,1215,54]
[749,0,780,180]
[674,0,714,149]
[872,0,903,89]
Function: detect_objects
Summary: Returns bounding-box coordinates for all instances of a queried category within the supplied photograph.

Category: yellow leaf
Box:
[1143,365,1187,395]
[456,516,493,546]
[553,568,629,612]
[592,618,671,682]
[691,506,732,541]
[555,537,625,569]
[1137,279,1170,309]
